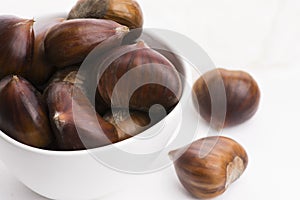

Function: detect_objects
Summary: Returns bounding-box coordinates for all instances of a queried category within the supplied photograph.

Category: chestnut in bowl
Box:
[0,27,192,200]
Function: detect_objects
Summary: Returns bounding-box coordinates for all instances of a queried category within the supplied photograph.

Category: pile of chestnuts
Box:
[0,0,261,199]
[0,0,183,151]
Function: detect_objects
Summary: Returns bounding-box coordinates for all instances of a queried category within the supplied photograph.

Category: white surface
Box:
[1,0,300,199]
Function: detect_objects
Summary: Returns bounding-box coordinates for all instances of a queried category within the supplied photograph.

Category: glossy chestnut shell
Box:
[44,18,129,68]
[45,81,119,150]
[98,41,182,112]
[169,136,248,199]
[193,68,260,128]
[0,75,53,148]
[0,16,34,79]
[103,109,150,141]
[68,0,144,29]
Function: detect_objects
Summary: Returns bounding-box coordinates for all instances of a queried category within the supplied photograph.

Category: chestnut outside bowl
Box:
[0,40,195,199]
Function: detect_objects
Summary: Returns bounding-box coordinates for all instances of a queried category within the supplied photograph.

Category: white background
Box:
[1,0,300,199]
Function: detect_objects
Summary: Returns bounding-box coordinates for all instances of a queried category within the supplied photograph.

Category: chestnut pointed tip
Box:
[169,147,189,161]
[14,18,35,27]
[225,156,245,189]
[168,149,180,161]
[53,111,61,121]
[115,25,129,34]
[168,150,175,161]
[12,75,20,81]
[135,40,149,49]
[53,111,67,130]
[27,18,35,23]
[53,111,65,123]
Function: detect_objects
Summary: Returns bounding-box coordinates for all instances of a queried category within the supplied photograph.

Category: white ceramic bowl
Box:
[0,56,195,200]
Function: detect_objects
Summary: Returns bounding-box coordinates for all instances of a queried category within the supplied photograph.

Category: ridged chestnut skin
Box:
[25,18,65,86]
[98,41,182,112]
[103,109,150,141]
[0,16,34,79]
[169,136,248,199]
[48,67,110,116]
[44,19,129,68]
[0,75,53,148]
[193,68,260,128]
[44,81,119,150]
[68,0,143,29]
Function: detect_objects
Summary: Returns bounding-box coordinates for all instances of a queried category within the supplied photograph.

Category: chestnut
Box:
[103,109,150,141]
[169,136,248,199]
[98,41,183,112]
[0,75,53,148]
[68,0,144,29]
[193,68,260,128]
[25,18,65,86]
[48,67,110,116]
[0,16,34,79]
[44,18,129,68]
[44,81,119,150]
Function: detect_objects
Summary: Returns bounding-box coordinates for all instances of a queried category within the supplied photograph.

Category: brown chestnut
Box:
[193,68,260,128]
[98,41,182,112]
[48,67,110,116]
[0,75,53,148]
[25,18,65,86]
[169,136,248,199]
[103,109,150,141]
[68,0,143,29]
[44,81,119,150]
[44,18,129,68]
[0,16,34,79]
